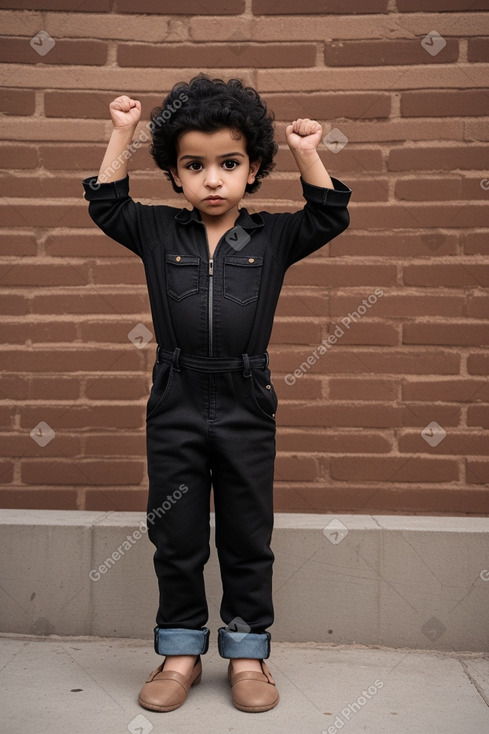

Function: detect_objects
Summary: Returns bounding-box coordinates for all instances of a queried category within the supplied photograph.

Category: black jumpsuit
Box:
[82,173,352,660]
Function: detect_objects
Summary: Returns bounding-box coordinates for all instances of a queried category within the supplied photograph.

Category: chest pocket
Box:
[166,254,200,301]
[224,256,263,306]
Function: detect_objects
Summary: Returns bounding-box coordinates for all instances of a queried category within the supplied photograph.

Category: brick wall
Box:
[1,1,488,515]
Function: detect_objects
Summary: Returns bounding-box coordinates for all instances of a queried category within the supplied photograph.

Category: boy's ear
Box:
[169,166,181,187]
[247,158,262,184]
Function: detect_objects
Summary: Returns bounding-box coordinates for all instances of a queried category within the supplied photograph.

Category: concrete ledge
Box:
[0,510,488,651]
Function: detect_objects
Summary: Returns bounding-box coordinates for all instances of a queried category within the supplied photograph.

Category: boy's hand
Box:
[285,118,323,152]
[109,95,141,131]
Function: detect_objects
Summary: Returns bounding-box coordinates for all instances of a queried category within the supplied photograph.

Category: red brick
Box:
[275,455,318,481]
[275,376,322,400]
[329,378,400,401]
[329,232,458,258]
[0,348,144,373]
[19,405,144,430]
[330,294,465,318]
[79,320,153,345]
[117,0,244,11]
[467,405,489,429]
[85,376,148,400]
[0,174,83,198]
[93,262,147,285]
[0,489,79,510]
[398,0,489,10]
[399,431,489,456]
[273,347,460,375]
[39,144,107,171]
[2,89,36,115]
[45,232,134,257]
[0,232,37,256]
[0,431,81,456]
[467,461,489,484]
[389,146,489,172]
[253,0,387,13]
[403,264,489,288]
[467,354,489,375]
[0,294,29,315]
[466,297,489,319]
[32,292,149,315]
[403,380,489,403]
[284,263,397,288]
[0,144,38,169]
[401,90,489,117]
[84,433,146,456]
[401,404,461,428]
[326,322,399,346]
[0,461,14,484]
[275,293,328,318]
[330,456,459,483]
[468,37,489,62]
[277,430,392,453]
[1,0,110,9]
[270,320,321,345]
[403,323,489,347]
[325,39,458,67]
[21,459,144,485]
[264,92,390,121]
[44,91,164,119]
[0,203,91,228]
[0,321,77,344]
[0,38,107,65]
[464,232,489,256]
[118,43,315,68]
[279,403,401,428]
[0,262,90,286]
[1,375,80,401]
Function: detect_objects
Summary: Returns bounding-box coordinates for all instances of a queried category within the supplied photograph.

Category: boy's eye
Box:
[222,159,239,170]
[186,161,203,171]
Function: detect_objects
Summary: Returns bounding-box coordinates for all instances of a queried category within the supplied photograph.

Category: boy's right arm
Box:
[83,95,160,259]
[96,95,141,183]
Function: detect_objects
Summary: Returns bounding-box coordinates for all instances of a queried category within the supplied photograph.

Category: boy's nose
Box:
[204,167,222,187]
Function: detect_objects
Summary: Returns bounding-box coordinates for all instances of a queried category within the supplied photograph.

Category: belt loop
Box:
[172,347,181,371]
[242,353,251,378]
[156,345,160,363]
[264,350,269,368]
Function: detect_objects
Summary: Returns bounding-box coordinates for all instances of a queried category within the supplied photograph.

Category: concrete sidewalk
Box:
[1,634,488,734]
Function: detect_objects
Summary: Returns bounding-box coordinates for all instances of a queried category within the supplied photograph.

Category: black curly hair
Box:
[149,74,278,195]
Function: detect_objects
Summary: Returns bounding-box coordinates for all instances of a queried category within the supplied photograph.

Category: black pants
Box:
[145,347,277,659]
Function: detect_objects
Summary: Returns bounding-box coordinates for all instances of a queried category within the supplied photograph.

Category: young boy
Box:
[82,74,352,714]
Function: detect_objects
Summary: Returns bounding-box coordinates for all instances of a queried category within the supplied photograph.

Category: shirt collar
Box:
[174,205,264,230]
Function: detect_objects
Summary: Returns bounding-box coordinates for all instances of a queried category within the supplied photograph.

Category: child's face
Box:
[169,127,261,223]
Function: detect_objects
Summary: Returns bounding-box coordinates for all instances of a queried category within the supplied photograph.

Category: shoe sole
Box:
[232,693,279,713]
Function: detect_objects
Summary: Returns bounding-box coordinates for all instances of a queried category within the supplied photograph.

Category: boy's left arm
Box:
[263,118,351,269]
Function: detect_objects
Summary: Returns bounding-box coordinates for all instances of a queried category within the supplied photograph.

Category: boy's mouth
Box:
[204,195,224,201]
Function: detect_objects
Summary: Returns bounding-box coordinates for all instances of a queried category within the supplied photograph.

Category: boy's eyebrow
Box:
[178,152,246,161]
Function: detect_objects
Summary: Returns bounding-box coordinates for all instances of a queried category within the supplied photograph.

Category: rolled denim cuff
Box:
[217,626,271,659]
[153,626,210,656]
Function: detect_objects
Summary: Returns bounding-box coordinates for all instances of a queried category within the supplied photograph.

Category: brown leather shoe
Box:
[228,659,279,712]
[138,656,202,712]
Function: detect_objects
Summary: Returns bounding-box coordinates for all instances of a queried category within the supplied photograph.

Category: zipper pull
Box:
[209,259,214,276]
